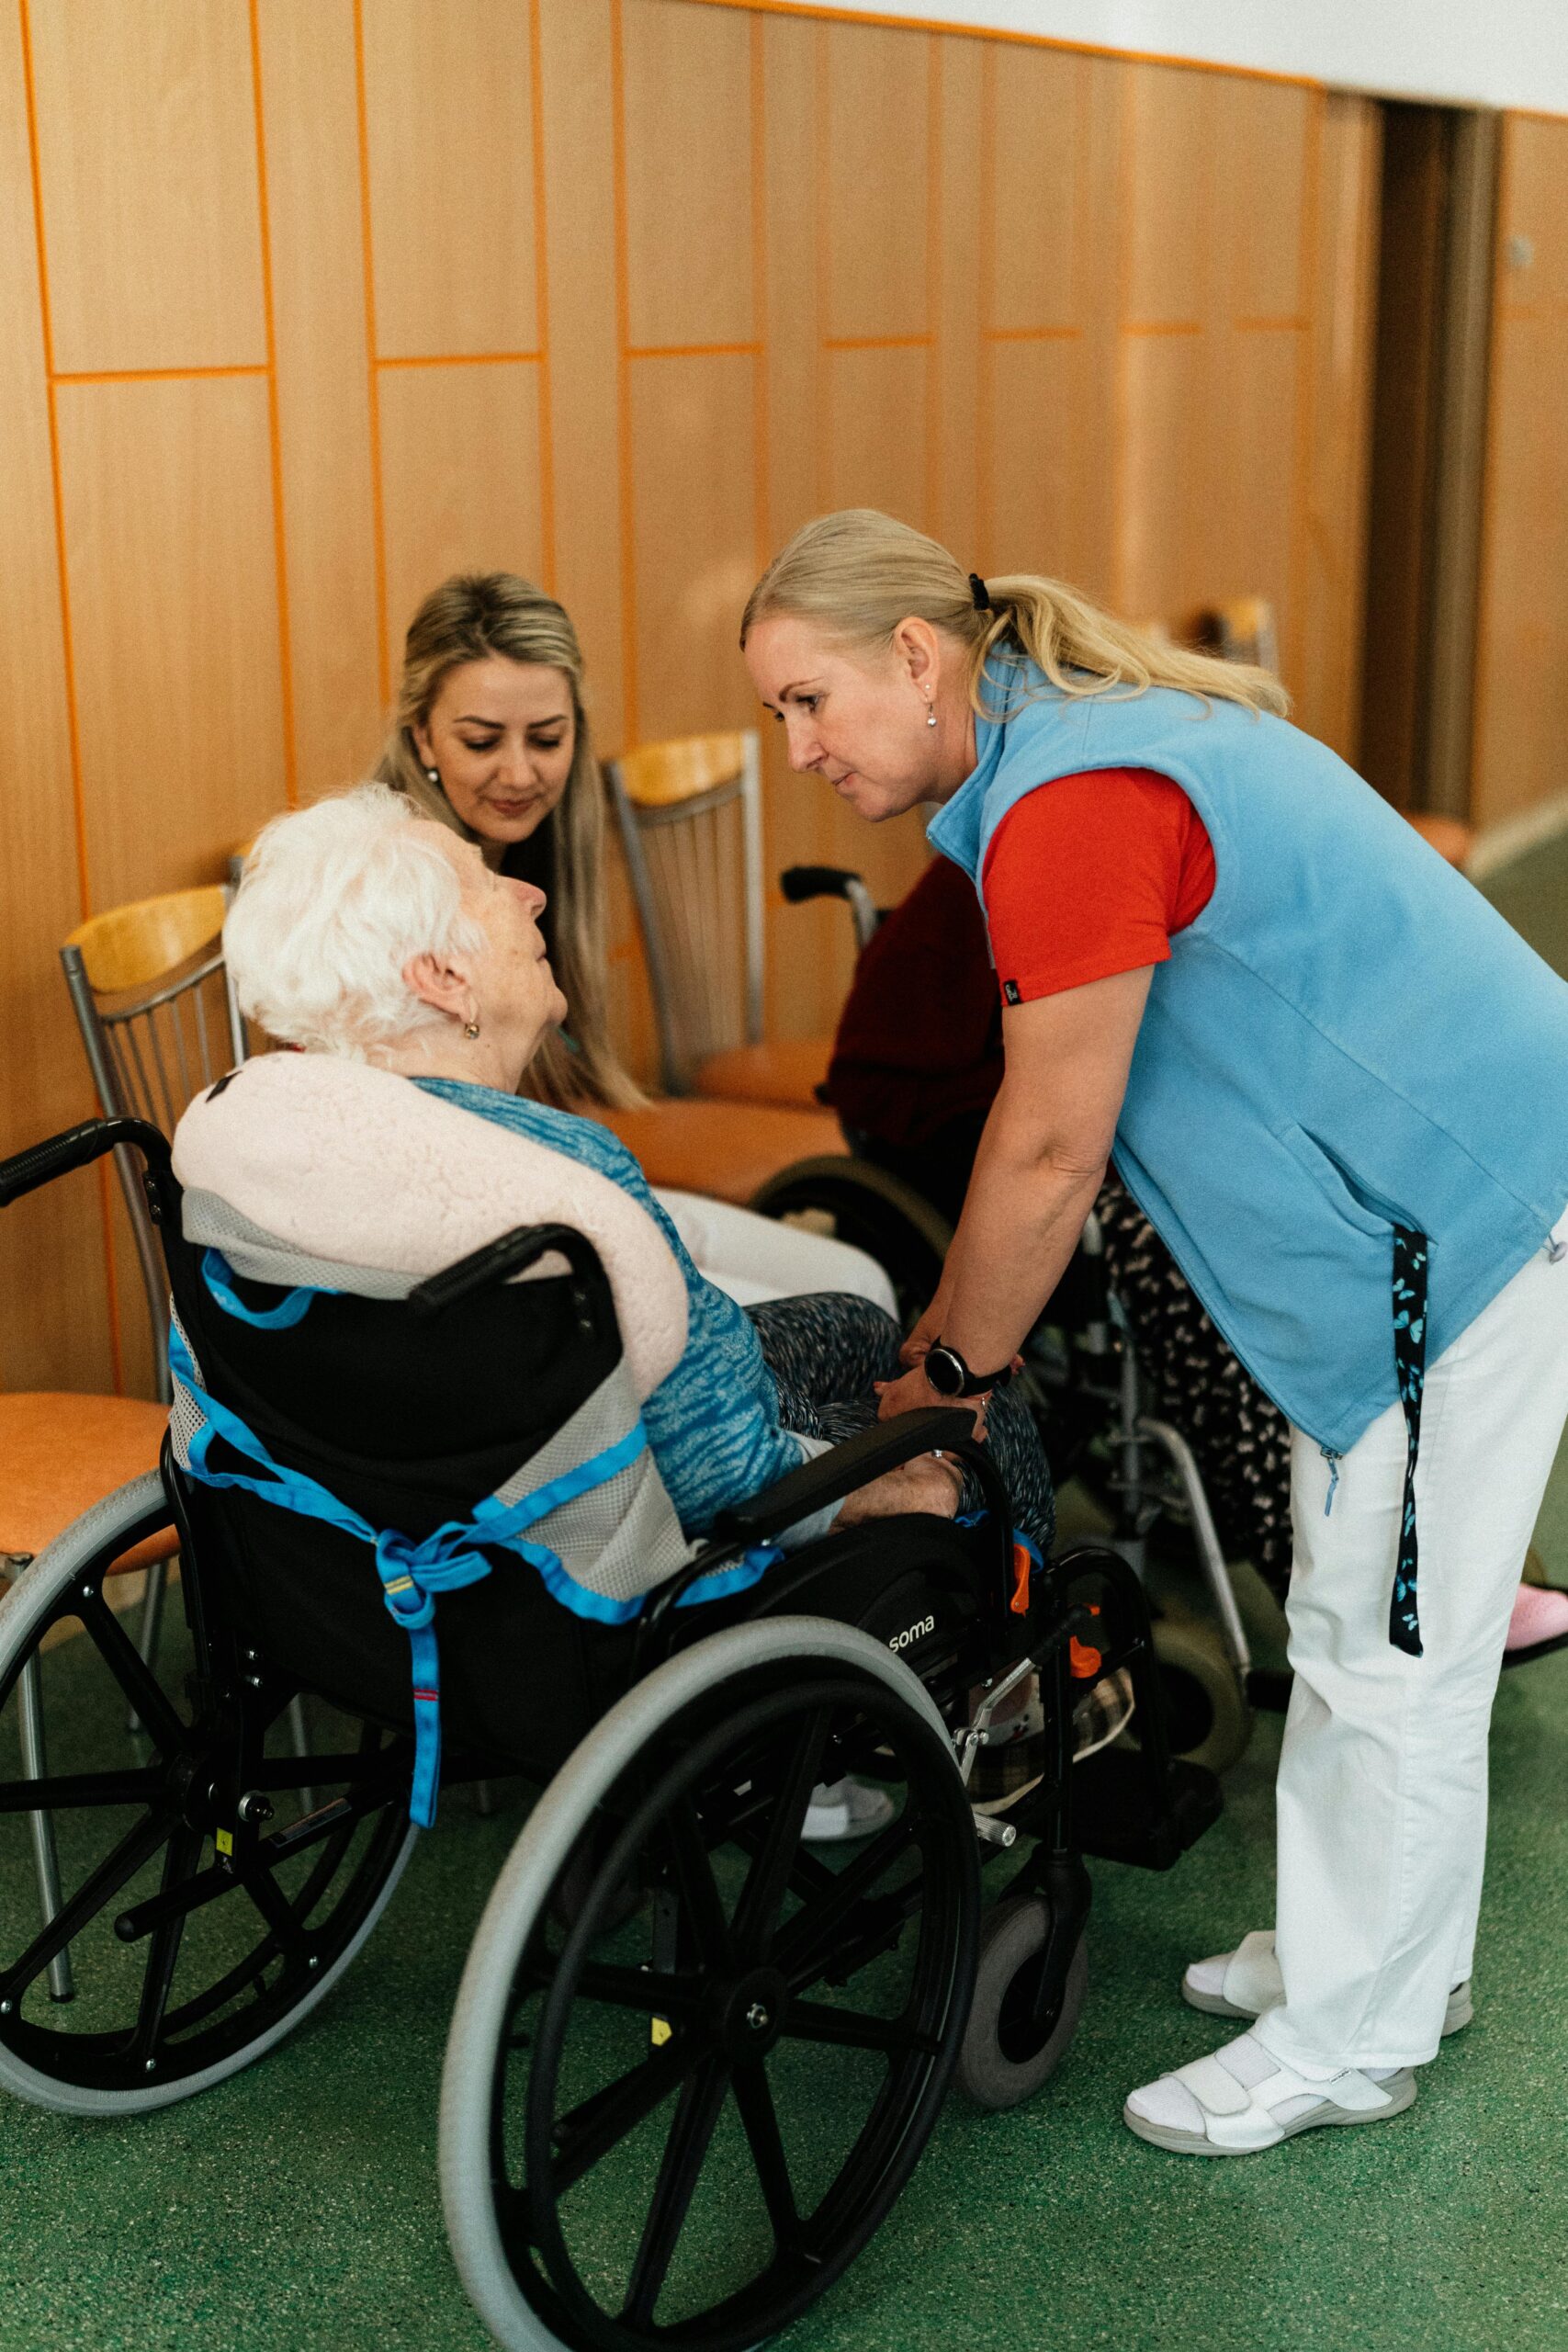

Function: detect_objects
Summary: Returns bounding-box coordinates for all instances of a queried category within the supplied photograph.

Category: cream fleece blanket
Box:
[171,1054,688,1401]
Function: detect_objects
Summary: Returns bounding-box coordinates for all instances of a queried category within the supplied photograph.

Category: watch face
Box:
[925,1346,963,1396]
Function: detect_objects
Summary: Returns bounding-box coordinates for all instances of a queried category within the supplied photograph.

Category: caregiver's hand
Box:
[874,1363,990,1440]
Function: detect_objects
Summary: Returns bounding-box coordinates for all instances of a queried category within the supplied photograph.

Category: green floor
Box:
[5,831,1568,2352]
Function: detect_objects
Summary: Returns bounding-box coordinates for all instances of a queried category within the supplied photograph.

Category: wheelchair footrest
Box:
[1071,1749,1222,1870]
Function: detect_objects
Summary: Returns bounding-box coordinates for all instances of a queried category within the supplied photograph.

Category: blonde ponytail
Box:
[741,509,1289,720]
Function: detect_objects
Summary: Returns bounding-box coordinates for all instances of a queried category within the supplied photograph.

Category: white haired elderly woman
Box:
[220,786,1060,1826]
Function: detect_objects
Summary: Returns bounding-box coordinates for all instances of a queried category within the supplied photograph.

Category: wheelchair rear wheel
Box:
[0,1474,416,2114]
[442,1618,980,2352]
[749,1158,953,1329]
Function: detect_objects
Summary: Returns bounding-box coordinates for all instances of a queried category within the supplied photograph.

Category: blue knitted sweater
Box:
[413,1079,809,1533]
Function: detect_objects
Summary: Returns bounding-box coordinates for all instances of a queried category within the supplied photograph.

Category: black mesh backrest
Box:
[159,1183,640,1773]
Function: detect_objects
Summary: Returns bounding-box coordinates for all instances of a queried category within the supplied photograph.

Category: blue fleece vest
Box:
[927,663,1568,1456]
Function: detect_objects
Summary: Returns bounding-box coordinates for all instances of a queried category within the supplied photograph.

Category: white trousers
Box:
[649,1187,897,1317]
[1254,1217,1568,2077]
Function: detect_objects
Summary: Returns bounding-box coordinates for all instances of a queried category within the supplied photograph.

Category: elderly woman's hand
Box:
[835,1450,964,1527]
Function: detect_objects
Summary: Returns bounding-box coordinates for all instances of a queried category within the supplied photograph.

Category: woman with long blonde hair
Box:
[378,571,637,1110]
[743,506,1568,2155]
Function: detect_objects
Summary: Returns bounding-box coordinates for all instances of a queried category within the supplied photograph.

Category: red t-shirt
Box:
[982,767,1215,1003]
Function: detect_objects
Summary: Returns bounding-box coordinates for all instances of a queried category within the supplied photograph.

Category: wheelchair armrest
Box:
[407,1222,608,1317]
[711,1408,979,1543]
[778,865,881,953]
[0,1115,170,1208]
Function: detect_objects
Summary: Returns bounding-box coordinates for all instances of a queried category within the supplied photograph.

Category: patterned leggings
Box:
[747,1292,1055,1554]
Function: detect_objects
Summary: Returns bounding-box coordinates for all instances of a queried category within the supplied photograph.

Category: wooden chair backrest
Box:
[60,884,246,1399]
[606,731,763,1096]
[64,886,229,996]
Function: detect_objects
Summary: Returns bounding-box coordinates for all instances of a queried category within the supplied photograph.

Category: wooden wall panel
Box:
[627,355,759,742]
[359,0,538,361]
[821,23,932,343]
[0,1,115,1393]
[28,0,265,375]
[622,0,754,351]
[54,377,287,908]
[256,0,382,805]
[1300,93,1382,761]
[378,366,548,687]
[1472,115,1568,830]
[3,0,1393,1389]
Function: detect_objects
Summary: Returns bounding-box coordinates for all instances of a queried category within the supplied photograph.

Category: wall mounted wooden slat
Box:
[3,0,1413,1395]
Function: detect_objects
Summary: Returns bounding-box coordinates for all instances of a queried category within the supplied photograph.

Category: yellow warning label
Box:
[215,1828,233,1857]
[649,2018,671,2047]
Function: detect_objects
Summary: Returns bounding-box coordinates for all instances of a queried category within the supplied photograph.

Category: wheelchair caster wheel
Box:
[1144,1617,1252,1776]
[954,1894,1087,2109]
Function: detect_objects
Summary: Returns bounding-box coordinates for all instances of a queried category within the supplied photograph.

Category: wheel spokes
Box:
[772,1813,918,1990]
[129,1824,205,2063]
[620,2052,731,2328]
[663,1798,735,1973]
[573,1963,705,2026]
[548,2031,708,2199]
[731,1705,831,1962]
[781,1996,937,2056]
[0,1807,173,2008]
[78,1594,188,1756]
[731,2058,802,2256]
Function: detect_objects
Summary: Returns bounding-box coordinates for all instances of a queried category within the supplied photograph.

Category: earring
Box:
[462,1019,480,1040]
[925,697,937,729]
[425,764,441,786]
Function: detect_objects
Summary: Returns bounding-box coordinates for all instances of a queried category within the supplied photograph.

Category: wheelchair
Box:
[751,865,1269,1776]
[0,1113,1219,2352]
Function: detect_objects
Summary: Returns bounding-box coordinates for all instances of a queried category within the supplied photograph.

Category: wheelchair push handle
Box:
[0,1114,171,1208]
[408,1220,609,1318]
[778,865,882,951]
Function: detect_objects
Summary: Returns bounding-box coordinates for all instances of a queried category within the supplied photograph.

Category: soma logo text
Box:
[888,1615,936,1654]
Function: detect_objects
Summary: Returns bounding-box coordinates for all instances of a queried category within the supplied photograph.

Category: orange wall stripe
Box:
[375,349,543,369]
[821,332,934,350]
[924,32,942,531]
[609,0,640,745]
[351,0,390,709]
[51,363,268,383]
[17,0,124,1394]
[1122,319,1203,336]
[684,0,1323,92]
[528,0,557,594]
[247,0,299,811]
[626,340,763,358]
[975,41,995,566]
[749,10,770,569]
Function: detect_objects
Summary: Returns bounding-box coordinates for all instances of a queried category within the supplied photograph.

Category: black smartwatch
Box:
[923,1340,1013,1399]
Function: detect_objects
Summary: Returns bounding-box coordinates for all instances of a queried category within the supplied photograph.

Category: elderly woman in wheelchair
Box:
[0,786,1216,2352]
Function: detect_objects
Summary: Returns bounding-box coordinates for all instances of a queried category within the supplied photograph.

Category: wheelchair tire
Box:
[748,1157,953,1329]
[0,1474,417,2115]
[953,1893,1088,2110]
[441,1616,980,2352]
[1133,1616,1253,1778]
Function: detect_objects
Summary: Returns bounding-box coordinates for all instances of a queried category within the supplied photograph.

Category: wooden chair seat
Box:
[593,1100,846,1205]
[694,1037,832,1110]
[0,1393,175,1577]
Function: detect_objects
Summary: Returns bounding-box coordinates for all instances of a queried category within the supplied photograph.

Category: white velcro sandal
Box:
[1123,2027,1416,2155]
[1182,1928,1474,2036]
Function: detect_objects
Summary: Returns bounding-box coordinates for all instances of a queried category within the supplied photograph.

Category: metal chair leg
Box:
[1137,1416,1254,1682]
[19,1653,75,2004]
[126,1555,169,1736]
[472,1780,497,1817]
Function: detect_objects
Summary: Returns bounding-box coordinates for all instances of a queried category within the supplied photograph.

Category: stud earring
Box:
[462,1019,480,1040]
[925,697,937,729]
[425,764,441,786]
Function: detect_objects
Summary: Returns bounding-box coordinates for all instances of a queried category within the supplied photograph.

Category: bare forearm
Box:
[938,1118,1105,1372]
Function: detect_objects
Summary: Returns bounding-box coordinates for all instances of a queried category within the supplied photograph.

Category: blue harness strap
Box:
[169,1318,650,1826]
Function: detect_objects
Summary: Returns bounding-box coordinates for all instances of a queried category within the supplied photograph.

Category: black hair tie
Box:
[968,572,991,612]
